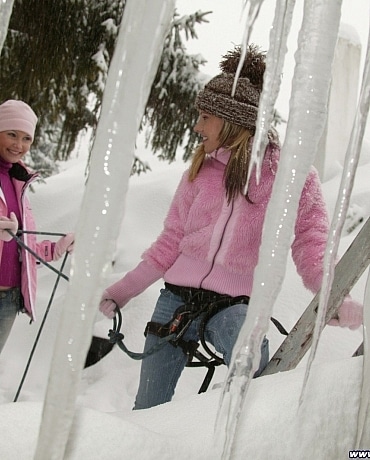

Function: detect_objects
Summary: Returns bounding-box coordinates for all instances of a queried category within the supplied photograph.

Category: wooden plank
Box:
[261,216,370,376]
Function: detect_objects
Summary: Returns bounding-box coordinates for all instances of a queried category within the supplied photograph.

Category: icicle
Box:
[246,0,296,190]
[357,270,370,448]
[0,0,14,54]
[300,17,370,406]
[33,1,175,459]
[232,0,264,96]
[214,1,343,458]
[352,31,370,449]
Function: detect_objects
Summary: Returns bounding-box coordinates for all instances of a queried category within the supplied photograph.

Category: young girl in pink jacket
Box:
[0,100,74,354]
[100,45,363,409]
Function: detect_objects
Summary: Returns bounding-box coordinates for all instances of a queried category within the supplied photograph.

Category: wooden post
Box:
[262,217,370,376]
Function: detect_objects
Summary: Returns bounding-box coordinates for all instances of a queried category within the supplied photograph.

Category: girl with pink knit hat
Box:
[99,46,363,410]
[0,99,74,354]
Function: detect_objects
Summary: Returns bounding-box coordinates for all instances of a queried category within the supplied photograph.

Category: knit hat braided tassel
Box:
[195,45,265,132]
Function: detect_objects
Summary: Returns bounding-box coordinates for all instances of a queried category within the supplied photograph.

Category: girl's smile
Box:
[0,130,33,163]
[193,111,224,153]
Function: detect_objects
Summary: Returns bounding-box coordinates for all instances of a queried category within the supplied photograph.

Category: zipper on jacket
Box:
[199,198,235,288]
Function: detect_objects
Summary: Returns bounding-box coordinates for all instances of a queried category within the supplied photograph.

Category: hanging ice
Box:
[247,0,296,187]
[33,1,175,459]
[215,1,343,458]
[232,0,264,96]
[301,15,370,405]
[0,0,14,54]
[351,30,370,448]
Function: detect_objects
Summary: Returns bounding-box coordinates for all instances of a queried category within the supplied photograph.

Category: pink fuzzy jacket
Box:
[106,143,330,305]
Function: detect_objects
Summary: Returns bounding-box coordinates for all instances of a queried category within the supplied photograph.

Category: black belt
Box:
[164,282,288,336]
[164,282,250,307]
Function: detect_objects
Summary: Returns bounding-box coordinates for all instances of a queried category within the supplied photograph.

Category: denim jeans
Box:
[0,287,21,354]
[134,287,269,410]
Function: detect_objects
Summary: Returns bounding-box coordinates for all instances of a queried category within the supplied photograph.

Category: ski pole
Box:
[13,250,69,402]
[6,229,69,281]
[17,229,67,238]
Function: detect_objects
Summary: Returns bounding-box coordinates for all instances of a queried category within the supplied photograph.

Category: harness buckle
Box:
[169,314,183,333]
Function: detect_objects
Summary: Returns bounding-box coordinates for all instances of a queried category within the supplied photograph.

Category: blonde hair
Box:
[188,120,253,203]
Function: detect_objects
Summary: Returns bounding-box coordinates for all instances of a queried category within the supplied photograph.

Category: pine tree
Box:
[0,1,209,177]
[142,11,209,164]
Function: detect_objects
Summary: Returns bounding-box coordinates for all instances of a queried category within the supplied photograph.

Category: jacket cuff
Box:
[39,240,54,262]
[106,260,163,307]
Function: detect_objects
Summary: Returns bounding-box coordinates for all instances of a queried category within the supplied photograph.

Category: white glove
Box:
[0,212,18,242]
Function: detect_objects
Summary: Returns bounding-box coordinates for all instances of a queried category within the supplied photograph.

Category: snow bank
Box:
[0,357,364,459]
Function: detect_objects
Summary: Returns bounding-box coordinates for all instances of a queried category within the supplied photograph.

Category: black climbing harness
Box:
[109,284,249,393]
[108,305,225,394]
[108,282,289,394]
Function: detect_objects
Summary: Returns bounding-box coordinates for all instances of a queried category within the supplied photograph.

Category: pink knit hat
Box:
[0,100,38,140]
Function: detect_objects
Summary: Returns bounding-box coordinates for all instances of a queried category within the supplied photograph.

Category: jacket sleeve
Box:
[103,260,164,308]
[142,169,194,272]
[35,240,54,263]
[20,191,55,264]
[291,167,329,293]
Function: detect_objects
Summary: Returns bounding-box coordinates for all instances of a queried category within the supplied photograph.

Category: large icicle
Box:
[33,1,175,459]
[301,17,370,405]
[352,29,370,448]
[247,0,296,187]
[0,0,14,54]
[214,1,343,458]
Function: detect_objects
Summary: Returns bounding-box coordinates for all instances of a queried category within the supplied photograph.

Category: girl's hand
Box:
[99,291,119,319]
[0,212,18,242]
[328,297,363,330]
[53,233,74,260]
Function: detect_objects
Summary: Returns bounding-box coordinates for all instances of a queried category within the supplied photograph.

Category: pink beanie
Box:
[0,100,38,140]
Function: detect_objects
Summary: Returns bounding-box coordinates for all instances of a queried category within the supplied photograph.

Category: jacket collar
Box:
[9,161,37,182]
[210,147,231,165]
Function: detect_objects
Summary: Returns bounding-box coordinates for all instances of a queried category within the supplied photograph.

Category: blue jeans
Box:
[0,287,21,354]
[134,287,269,410]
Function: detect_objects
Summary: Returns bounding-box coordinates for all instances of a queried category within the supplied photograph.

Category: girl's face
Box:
[193,111,224,153]
[0,130,33,163]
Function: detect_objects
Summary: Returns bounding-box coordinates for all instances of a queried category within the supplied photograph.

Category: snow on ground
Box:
[0,357,365,459]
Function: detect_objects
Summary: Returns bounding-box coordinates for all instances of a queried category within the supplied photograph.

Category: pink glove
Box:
[0,212,18,242]
[53,233,74,260]
[99,260,163,319]
[328,297,363,330]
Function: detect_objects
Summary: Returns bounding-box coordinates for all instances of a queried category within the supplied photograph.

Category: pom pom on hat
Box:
[219,45,266,90]
[0,100,38,140]
[195,45,266,131]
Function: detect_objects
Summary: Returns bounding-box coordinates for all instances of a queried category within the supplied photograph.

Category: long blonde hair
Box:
[188,120,253,203]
